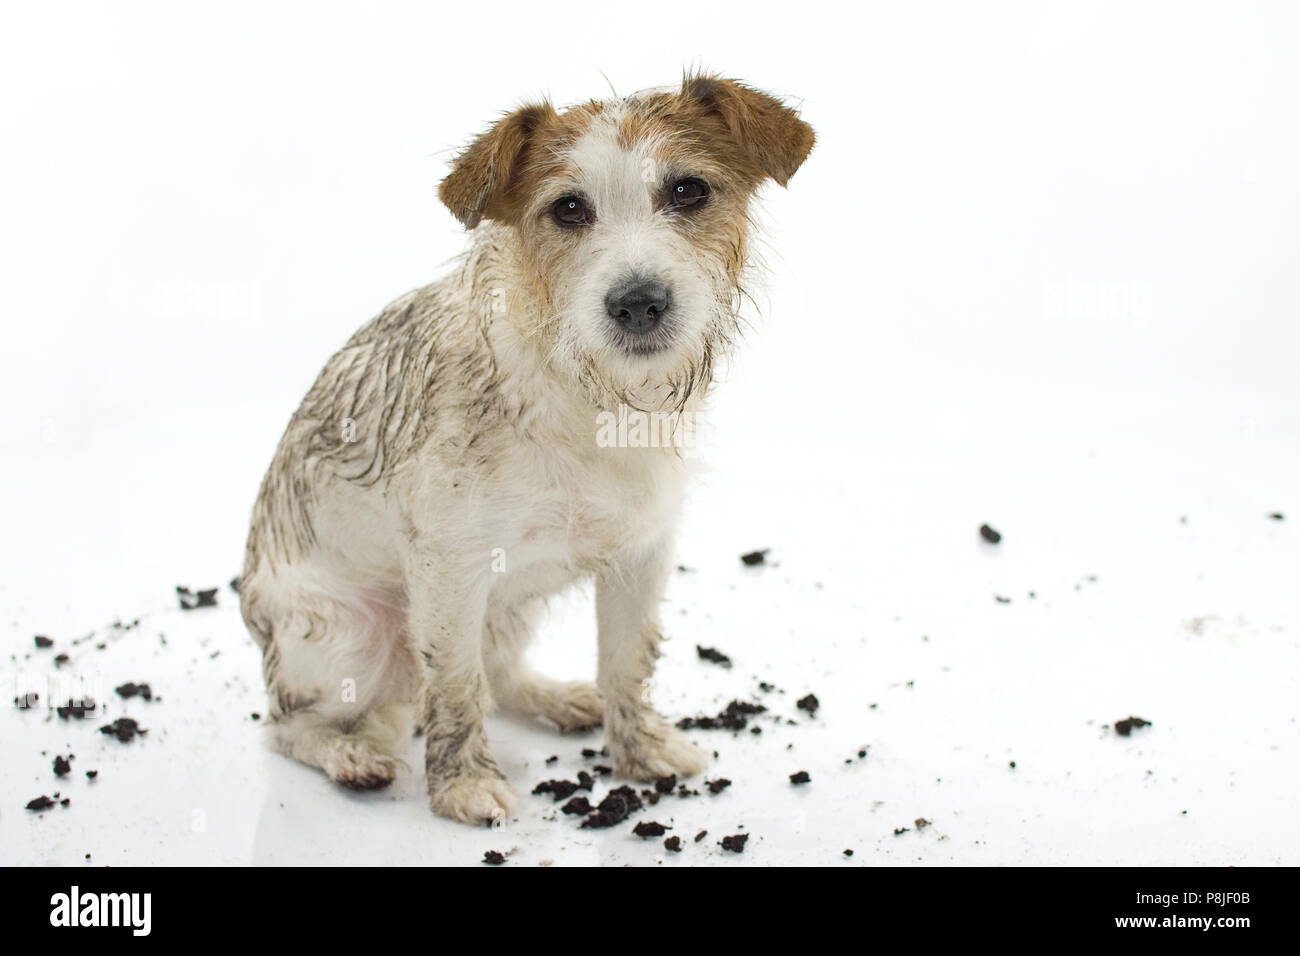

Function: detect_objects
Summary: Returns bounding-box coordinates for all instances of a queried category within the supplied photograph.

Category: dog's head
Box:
[439,73,814,411]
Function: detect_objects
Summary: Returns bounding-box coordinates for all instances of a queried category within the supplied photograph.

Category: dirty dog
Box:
[239,73,814,824]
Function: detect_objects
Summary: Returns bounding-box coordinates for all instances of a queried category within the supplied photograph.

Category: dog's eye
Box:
[669,178,709,210]
[551,196,589,227]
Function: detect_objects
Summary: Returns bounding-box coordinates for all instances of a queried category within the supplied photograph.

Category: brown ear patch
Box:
[680,74,815,187]
[438,101,559,228]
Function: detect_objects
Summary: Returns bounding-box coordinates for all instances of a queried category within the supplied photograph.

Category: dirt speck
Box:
[99,717,147,743]
[1114,716,1151,737]
[696,645,732,667]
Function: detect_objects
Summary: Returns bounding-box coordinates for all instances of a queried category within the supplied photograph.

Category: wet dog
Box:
[239,73,814,824]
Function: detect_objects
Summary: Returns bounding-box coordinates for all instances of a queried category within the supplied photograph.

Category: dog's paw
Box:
[610,724,708,782]
[541,681,605,733]
[429,773,518,826]
[324,739,401,791]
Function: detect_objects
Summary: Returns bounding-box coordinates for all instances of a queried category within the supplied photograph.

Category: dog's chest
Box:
[496,443,685,572]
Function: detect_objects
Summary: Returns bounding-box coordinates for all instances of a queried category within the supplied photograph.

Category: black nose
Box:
[605,279,670,335]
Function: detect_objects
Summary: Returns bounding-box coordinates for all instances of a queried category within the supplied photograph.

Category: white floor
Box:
[2,389,1296,866]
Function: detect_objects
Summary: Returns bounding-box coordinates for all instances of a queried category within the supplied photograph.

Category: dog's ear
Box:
[681,74,815,187]
[439,101,558,228]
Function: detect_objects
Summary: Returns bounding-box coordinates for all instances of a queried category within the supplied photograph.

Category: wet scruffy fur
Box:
[239,72,814,825]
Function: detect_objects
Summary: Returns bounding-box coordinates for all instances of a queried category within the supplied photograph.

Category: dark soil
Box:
[99,717,147,743]
[696,645,732,667]
[740,550,769,566]
[677,699,767,732]
[532,779,580,801]
[561,797,592,815]
[176,586,220,610]
[580,786,643,829]
[56,698,96,720]
[720,833,749,853]
[114,682,153,702]
[1114,716,1152,737]
[532,769,595,802]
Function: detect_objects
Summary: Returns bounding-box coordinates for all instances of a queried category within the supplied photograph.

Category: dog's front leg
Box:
[597,536,708,781]
[406,557,518,825]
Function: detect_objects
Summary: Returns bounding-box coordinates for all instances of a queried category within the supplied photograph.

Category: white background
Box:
[1,1,1297,866]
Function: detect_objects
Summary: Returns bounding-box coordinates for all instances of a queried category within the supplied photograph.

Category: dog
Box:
[239,73,814,824]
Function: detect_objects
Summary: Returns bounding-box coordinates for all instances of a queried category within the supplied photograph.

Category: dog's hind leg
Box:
[268,706,408,790]
[251,575,418,791]
[483,598,604,732]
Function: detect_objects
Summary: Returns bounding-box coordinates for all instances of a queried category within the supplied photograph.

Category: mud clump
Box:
[561,797,593,816]
[696,646,732,668]
[1114,716,1152,737]
[99,717,147,743]
[176,586,219,610]
[532,771,595,802]
[580,786,643,829]
[677,699,767,732]
[720,833,749,853]
[115,682,154,701]
[56,698,97,720]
